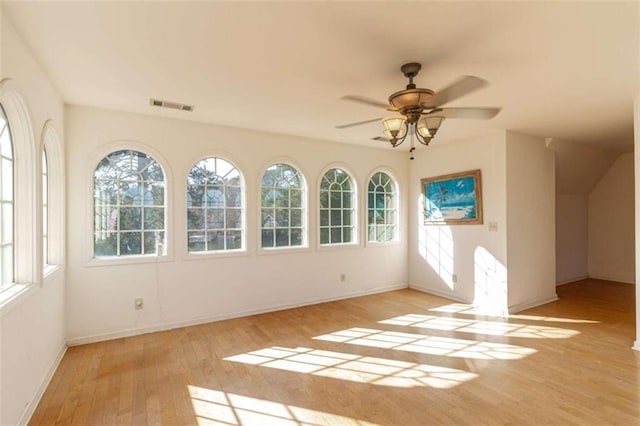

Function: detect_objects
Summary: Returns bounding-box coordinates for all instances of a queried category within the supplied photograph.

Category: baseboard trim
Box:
[18,342,67,425]
[633,341,640,352]
[586,274,635,285]
[67,283,409,346]
[509,294,559,314]
[556,275,589,286]
[408,284,472,304]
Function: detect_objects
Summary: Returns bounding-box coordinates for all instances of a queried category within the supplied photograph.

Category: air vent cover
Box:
[149,98,194,112]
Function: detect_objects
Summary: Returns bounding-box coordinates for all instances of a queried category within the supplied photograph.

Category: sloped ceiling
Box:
[2,1,638,152]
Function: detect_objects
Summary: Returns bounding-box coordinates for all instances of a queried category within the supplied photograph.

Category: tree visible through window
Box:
[319,168,355,245]
[93,150,165,257]
[0,104,13,285]
[187,157,243,252]
[261,163,305,248]
[367,171,398,242]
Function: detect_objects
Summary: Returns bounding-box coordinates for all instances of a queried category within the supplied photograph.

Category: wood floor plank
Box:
[29,279,639,425]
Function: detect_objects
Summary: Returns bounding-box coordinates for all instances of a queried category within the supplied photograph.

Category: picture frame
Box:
[421,169,483,225]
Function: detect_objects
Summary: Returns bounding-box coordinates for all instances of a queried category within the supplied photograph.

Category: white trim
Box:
[508,294,559,314]
[40,120,65,273]
[363,168,400,246]
[633,341,640,352]
[85,141,174,263]
[409,284,472,304]
[18,343,67,426]
[184,155,247,255]
[66,283,408,346]
[316,162,360,249]
[0,282,37,318]
[256,159,309,253]
[0,79,37,296]
[586,273,635,285]
[556,275,589,286]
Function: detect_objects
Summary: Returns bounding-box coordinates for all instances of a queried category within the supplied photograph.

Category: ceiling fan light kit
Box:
[338,62,501,159]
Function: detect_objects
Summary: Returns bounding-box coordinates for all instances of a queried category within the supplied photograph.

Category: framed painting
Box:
[421,169,483,225]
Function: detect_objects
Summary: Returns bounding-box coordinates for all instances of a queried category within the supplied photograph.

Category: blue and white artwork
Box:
[422,170,482,224]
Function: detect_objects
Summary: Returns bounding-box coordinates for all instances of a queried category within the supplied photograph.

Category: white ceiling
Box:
[3,1,638,151]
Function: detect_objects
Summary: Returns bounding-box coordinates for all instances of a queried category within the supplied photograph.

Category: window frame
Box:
[366,169,400,245]
[0,79,38,313]
[86,141,173,267]
[185,155,246,256]
[317,165,359,249]
[258,160,309,254]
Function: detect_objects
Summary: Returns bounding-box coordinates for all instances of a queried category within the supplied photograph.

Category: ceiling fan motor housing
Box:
[388,88,434,122]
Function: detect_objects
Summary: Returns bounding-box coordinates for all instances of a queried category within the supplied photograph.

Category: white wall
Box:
[556,194,588,284]
[588,152,635,284]
[634,96,640,351]
[505,131,557,311]
[407,133,508,310]
[1,16,66,426]
[64,105,409,343]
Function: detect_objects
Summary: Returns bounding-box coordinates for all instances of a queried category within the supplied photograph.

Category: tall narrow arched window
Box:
[367,171,398,242]
[93,150,166,257]
[319,168,356,245]
[0,104,14,286]
[187,157,244,252]
[42,149,49,265]
[261,163,306,248]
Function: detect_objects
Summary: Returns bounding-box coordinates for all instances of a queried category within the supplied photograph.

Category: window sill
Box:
[0,282,37,318]
[258,245,311,256]
[183,249,250,261]
[86,253,174,268]
[43,264,63,279]
[317,242,361,251]
[366,240,402,248]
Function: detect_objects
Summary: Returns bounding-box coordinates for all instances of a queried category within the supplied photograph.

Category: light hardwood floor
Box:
[30,279,639,425]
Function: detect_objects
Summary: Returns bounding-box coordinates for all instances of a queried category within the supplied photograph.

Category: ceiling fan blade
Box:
[422,76,488,108]
[427,107,501,120]
[335,117,382,129]
[341,95,394,110]
[371,136,389,142]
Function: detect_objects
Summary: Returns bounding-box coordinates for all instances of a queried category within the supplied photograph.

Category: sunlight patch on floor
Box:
[224,346,477,389]
[314,328,536,360]
[188,385,380,425]
[380,313,580,338]
[429,303,599,323]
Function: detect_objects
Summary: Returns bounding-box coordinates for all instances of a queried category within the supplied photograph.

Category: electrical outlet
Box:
[340,273,346,282]
[452,274,458,283]
[134,298,144,310]
[489,222,498,232]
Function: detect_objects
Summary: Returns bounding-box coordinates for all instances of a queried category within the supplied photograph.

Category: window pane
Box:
[275,209,289,227]
[120,232,142,255]
[262,229,274,248]
[343,227,352,243]
[188,231,206,252]
[144,183,164,206]
[2,204,12,244]
[226,231,242,250]
[187,208,205,230]
[119,207,141,230]
[330,209,341,226]
[320,209,329,227]
[275,229,289,247]
[226,209,241,229]
[2,245,13,284]
[320,228,329,245]
[207,208,224,229]
[143,207,164,230]
[94,233,117,256]
[120,181,142,205]
[187,157,244,253]
[290,209,302,227]
[1,159,12,201]
[331,228,342,244]
[290,229,302,246]
[143,231,163,255]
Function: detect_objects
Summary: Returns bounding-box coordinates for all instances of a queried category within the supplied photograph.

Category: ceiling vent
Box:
[149,98,194,112]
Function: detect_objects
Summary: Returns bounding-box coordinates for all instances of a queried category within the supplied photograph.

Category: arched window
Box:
[367,171,398,242]
[93,150,166,257]
[42,149,48,265]
[0,104,14,286]
[187,157,244,252]
[319,168,356,245]
[41,121,64,271]
[261,163,306,248]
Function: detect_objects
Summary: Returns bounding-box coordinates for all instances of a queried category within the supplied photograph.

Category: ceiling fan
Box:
[337,62,501,158]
